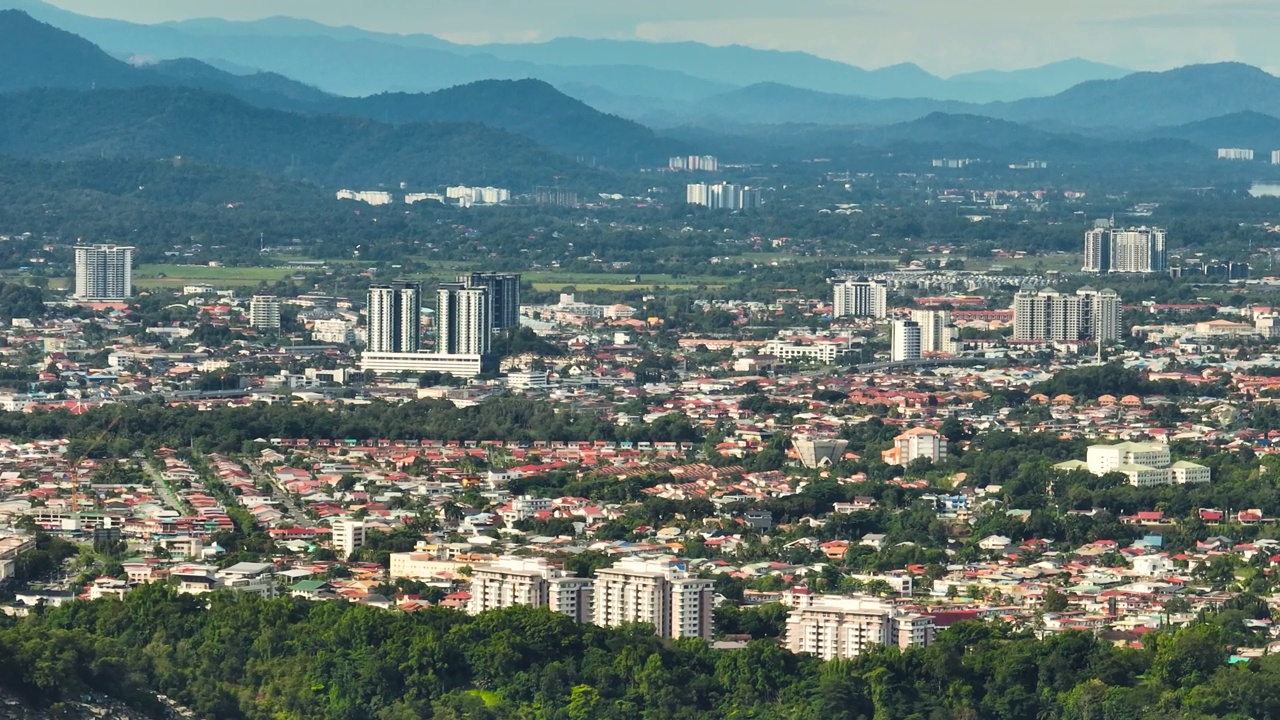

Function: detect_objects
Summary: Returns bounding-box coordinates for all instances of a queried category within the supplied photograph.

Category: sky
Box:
[38,0,1280,74]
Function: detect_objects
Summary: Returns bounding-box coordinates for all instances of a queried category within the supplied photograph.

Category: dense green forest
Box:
[0,586,1274,720]
[0,397,701,457]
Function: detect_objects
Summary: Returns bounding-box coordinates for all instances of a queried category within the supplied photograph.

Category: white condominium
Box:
[593,558,714,639]
[881,427,947,466]
[685,182,763,210]
[1012,287,1121,343]
[74,244,134,301]
[330,518,366,560]
[366,282,421,353]
[911,309,959,355]
[437,282,491,355]
[891,320,921,362]
[1218,148,1254,161]
[833,278,888,319]
[467,556,593,623]
[249,295,281,330]
[784,592,935,660]
[1083,225,1166,273]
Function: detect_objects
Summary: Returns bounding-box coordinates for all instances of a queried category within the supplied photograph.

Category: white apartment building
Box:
[1013,287,1121,343]
[761,340,854,365]
[446,186,510,206]
[1083,226,1166,274]
[1058,441,1210,487]
[784,592,935,660]
[1272,150,1280,165]
[911,309,959,355]
[881,427,947,466]
[685,182,763,210]
[670,155,719,172]
[74,244,134,301]
[437,282,492,356]
[330,518,366,559]
[832,278,888,319]
[467,556,594,623]
[311,318,356,344]
[335,189,394,205]
[1218,148,1254,161]
[366,282,421,353]
[249,295,282,331]
[891,320,922,362]
[593,558,714,639]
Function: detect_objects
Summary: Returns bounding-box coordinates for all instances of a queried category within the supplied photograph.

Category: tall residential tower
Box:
[366,282,421,353]
[74,244,134,301]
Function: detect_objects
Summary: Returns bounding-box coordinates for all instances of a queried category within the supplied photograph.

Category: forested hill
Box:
[330,79,682,167]
[0,584,1274,719]
[0,10,678,169]
[0,86,608,188]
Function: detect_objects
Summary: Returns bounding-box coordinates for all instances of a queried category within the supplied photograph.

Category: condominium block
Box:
[249,295,282,331]
[1055,441,1210,487]
[437,282,491,355]
[74,244,134,301]
[1012,287,1121,343]
[330,518,366,560]
[833,278,888,319]
[891,320,922,362]
[458,272,521,331]
[366,282,421,353]
[467,556,593,623]
[880,427,947,466]
[593,558,714,639]
[784,592,934,660]
[1083,225,1166,274]
[911,309,959,355]
[1218,148,1254,161]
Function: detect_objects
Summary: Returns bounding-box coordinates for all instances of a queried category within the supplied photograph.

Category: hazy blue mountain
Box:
[0,9,143,90]
[682,82,966,127]
[1149,111,1280,150]
[995,63,1280,127]
[0,0,1131,103]
[0,11,678,167]
[948,59,1132,101]
[332,80,683,164]
[0,86,606,188]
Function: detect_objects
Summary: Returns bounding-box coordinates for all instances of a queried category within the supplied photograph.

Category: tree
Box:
[1043,587,1070,613]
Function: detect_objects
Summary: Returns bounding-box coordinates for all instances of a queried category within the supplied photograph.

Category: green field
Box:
[524,271,731,292]
[133,264,300,288]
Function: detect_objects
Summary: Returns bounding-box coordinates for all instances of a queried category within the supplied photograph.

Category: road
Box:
[242,458,311,526]
[141,461,190,516]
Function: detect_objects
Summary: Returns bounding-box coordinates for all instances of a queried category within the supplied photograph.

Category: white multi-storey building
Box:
[437,282,491,356]
[891,320,921,362]
[311,318,356,344]
[832,278,888,319]
[685,182,763,210]
[74,244,134,301]
[911,309,959,354]
[249,295,282,331]
[1056,441,1211,487]
[670,155,719,172]
[330,518,366,559]
[446,186,510,206]
[784,592,935,660]
[760,340,854,365]
[366,282,421,353]
[335,189,394,205]
[1083,225,1166,273]
[1013,287,1121,343]
[467,556,593,623]
[881,427,947,466]
[593,558,714,639]
[1218,148,1254,161]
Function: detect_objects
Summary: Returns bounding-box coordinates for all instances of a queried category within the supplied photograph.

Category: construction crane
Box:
[65,413,124,533]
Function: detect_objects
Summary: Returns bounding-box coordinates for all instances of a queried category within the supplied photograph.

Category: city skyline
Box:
[29,0,1280,74]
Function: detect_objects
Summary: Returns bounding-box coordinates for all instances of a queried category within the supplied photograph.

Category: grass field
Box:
[525,271,731,292]
[133,264,300,288]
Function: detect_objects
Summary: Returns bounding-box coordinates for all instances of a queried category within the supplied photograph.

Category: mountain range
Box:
[0,0,1131,104]
[0,7,1278,191]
